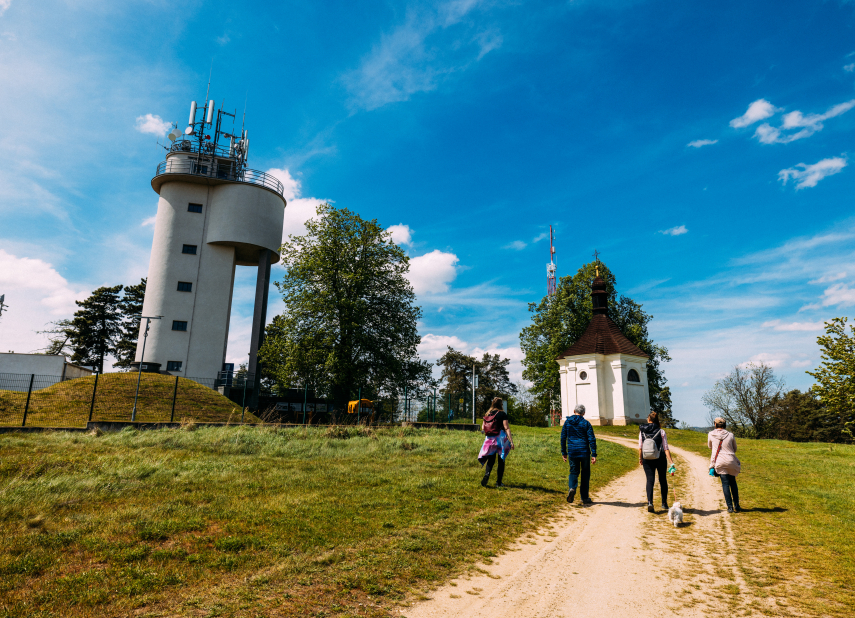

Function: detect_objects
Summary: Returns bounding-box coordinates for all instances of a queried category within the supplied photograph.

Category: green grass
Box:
[0,425,636,617]
[0,373,260,428]
[594,425,855,617]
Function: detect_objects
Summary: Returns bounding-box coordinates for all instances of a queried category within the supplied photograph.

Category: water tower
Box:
[134,93,286,386]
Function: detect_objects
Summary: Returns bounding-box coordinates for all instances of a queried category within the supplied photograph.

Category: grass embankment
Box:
[0,373,260,427]
[594,425,855,617]
[0,425,635,617]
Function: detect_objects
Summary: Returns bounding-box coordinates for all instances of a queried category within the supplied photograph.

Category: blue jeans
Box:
[720,474,740,510]
[568,456,590,500]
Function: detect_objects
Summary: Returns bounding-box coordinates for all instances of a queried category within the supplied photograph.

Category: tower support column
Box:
[248,249,272,408]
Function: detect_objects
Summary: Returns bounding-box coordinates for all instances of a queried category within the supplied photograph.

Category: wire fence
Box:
[0,373,486,429]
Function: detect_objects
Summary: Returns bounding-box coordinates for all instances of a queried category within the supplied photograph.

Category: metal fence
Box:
[0,372,261,428]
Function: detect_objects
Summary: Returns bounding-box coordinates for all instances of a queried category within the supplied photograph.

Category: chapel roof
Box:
[556,274,649,360]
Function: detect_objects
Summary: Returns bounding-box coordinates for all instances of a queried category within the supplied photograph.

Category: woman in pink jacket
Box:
[708,417,741,513]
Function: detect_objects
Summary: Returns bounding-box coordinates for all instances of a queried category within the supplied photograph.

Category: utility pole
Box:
[471,363,477,424]
[132,315,162,422]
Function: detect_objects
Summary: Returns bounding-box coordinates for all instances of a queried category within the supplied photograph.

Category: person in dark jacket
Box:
[560,404,597,504]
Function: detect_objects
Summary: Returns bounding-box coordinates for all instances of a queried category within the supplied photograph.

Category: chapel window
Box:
[627,369,640,382]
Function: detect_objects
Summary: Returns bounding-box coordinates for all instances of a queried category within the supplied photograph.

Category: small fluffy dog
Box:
[668,502,684,527]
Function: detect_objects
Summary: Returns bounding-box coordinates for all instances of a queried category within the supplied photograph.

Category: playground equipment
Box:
[347,399,373,417]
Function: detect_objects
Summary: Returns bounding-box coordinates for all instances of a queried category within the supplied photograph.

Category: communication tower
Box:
[134,90,287,392]
[546,225,557,297]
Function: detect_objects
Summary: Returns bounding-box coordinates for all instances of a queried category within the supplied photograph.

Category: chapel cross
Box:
[592,249,600,262]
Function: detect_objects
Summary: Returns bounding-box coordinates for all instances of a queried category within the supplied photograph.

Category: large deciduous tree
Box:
[808,317,855,439]
[519,261,672,423]
[702,362,784,438]
[259,204,431,409]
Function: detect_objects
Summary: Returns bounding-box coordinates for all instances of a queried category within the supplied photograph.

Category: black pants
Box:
[720,474,739,510]
[642,454,668,506]
[568,457,591,500]
[483,453,505,484]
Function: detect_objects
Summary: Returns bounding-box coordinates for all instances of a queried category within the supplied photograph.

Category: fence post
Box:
[357,387,361,424]
[88,373,99,423]
[241,376,248,422]
[21,374,35,427]
[170,375,179,423]
[303,382,308,425]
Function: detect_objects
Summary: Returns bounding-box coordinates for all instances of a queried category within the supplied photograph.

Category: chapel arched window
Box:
[627,369,640,382]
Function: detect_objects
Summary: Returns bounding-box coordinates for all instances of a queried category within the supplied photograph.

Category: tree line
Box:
[703,317,855,443]
[39,280,146,373]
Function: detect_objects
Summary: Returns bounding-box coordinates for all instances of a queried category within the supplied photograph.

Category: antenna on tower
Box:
[547,225,557,297]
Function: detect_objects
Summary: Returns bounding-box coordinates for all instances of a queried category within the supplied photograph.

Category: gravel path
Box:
[404,436,754,618]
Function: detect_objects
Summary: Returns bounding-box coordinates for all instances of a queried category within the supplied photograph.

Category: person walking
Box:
[478,397,514,488]
[561,404,597,504]
[708,417,741,513]
[638,410,675,513]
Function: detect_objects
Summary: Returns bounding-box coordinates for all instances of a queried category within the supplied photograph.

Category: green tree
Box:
[702,362,783,438]
[436,347,518,418]
[519,261,671,418]
[808,317,855,441]
[259,204,431,410]
[114,278,146,370]
[768,389,847,443]
[37,319,76,356]
[68,285,125,373]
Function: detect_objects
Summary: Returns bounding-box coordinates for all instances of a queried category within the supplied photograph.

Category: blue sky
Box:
[2,0,855,424]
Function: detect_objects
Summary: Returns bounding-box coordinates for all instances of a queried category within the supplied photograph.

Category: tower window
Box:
[188,203,203,213]
[628,369,641,382]
[182,244,197,254]
[177,282,193,292]
[579,371,588,381]
[166,361,183,371]
[172,320,188,331]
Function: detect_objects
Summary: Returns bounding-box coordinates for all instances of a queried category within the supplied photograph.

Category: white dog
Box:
[668,502,684,527]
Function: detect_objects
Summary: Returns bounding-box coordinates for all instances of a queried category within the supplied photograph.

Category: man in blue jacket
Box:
[561,404,598,504]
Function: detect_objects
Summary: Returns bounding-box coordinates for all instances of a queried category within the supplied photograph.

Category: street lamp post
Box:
[132,315,162,422]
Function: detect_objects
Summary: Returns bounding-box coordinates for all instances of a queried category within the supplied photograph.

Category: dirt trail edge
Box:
[404,436,764,618]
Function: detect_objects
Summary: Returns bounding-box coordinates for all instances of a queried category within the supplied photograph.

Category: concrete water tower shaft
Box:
[134,95,286,383]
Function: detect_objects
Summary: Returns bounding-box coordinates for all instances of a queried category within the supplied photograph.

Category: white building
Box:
[555,275,650,426]
[135,95,287,382]
[0,354,93,390]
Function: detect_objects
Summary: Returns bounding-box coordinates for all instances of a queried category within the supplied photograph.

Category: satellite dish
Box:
[167,129,180,142]
[184,126,194,135]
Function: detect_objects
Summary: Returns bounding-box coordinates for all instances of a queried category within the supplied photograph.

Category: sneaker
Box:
[496,482,506,489]
[481,476,489,488]
[734,505,742,513]
[661,504,668,510]
[566,489,576,503]
[647,504,655,513]
[582,498,593,505]
[727,507,734,513]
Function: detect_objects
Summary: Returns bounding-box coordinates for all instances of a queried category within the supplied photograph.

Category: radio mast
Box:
[546,225,557,297]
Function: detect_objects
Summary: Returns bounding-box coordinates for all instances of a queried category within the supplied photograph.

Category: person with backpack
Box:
[560,404,597,504]
[708,417,741,513]
[477,397,514,488]
[639,410,675,513]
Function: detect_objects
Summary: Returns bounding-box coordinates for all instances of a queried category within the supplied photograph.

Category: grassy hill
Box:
[0,373,260,427]
[593,424,855,617]
[0,425,635,617]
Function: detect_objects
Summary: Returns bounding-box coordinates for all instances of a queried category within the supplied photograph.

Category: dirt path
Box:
[404,436,758,618]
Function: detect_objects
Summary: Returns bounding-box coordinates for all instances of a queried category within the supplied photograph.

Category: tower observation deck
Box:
[134,94,286,393]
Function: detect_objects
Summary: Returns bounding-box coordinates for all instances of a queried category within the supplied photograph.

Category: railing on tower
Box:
[155,153,284,196]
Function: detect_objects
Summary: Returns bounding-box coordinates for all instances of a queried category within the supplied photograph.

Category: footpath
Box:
[405,437,755,618]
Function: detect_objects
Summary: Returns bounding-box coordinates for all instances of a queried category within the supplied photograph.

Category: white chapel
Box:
[556,274,650,426]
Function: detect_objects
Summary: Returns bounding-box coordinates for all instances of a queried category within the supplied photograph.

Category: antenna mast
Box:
[546,225,557,297]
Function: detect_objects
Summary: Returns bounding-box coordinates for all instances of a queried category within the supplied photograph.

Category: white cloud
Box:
[0,1,10,17]
[821,282,855,307]
[730,99,780,128]
[845,63,855,72]
[808,272,846,285]
[754,99,855,144]
[687,139,718,148]
[343,0,498,111]
[216,34,230,45]
[134,113,171,137]
[266,167,327,239]
[761,319,826,331]
[0,249,86,354]
[407,250,459,295]
[532,232,549,242]
[778,156,847,189]
[504,240,526,250]
[388,224,413,246]
[141,215,156,227]
[658,225,688,236]
[417,333,468,361]
[791,359,813,368]
[739,352,789,369]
